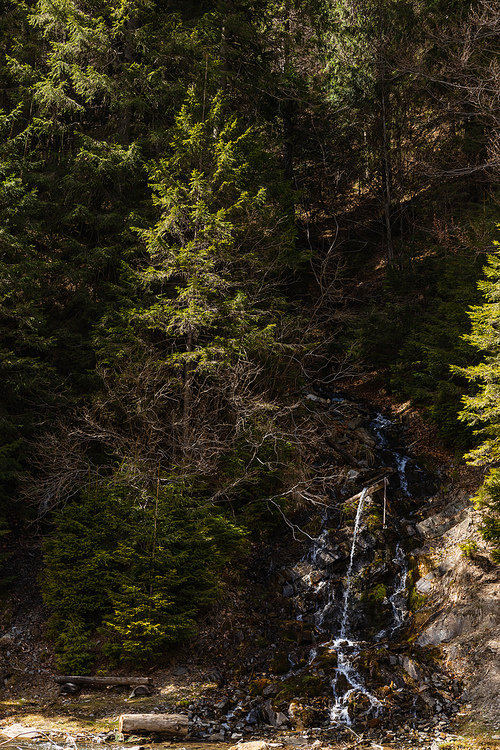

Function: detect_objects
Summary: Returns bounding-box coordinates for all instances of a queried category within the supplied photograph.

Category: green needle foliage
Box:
[42,482,245,670]
[456,250,500,561]
[456,252,500,466]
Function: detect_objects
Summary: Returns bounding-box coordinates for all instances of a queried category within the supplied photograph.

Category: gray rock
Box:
[401,656,422,682]
[274,712,289,727]
[60,683,79,695]
[417,610,474,646]
[128,684,151,698]
[262,683,279,697]
[416,578,433,594]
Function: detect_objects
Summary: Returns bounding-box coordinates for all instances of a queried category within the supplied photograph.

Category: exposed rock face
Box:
[410,493,500,723]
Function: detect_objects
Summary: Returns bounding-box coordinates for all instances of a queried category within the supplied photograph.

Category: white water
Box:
[388,543,409,630]
[339,488,368,639]
[375,542,409,641]
[328,488,382,725]
[330,638,382,725]
[290,406,415,726]
[370,412,419,498]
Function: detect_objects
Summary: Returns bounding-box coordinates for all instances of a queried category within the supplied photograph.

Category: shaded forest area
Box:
[2,0,500,671]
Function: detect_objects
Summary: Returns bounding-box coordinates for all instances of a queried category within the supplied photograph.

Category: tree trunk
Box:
[380,80,394,265]
[182,330,193,455]
[54,675,153,686]
[119,714,188,736]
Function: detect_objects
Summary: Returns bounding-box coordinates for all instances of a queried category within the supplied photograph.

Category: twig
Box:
[0,731,64,748]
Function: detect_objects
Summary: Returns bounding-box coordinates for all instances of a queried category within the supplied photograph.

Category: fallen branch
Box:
[0,730,64,748]
[343,476,394,505]
[324,437,360,467]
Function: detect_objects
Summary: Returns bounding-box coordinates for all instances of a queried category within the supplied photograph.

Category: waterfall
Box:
[388,543,409,631]
[375,542,409,641]
[328,488,382,725]
[330,644,382,725]
[282,400,418,728]
[339,488,368,639]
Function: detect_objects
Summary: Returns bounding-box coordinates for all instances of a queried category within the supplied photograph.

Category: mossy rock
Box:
[289,701,325,729]
[269,651,290,674]
[359,582,388,624]
[280,620,313,645]
[277,672,329,700]
[366,510,383,531]
[249,678,272,696]
[311,648,338,671]
[303,516,323,536]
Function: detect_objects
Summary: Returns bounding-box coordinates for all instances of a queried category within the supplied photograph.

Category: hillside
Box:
[1,384,499,747]
[3,0,500,746]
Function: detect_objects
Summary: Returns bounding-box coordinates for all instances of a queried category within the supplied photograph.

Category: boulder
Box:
[228,742,269,750]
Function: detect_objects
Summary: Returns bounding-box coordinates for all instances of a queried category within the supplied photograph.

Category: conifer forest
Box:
[5,0,500,722]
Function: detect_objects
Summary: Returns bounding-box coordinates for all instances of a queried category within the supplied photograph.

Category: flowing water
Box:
[328,490,382,725]
[289,405,416,726]
[338,489,368,640]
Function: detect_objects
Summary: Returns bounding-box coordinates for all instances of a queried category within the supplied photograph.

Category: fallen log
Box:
[343,477,392,505]
[324,436,360,467]
[119,714,188,737]
[54,675,153,687]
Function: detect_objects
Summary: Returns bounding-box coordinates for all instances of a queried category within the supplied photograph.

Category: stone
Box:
[274,712,289,728]
[309,571,323,584]
[60,683,80,694]
[415,578,433,594]
[228,742,268,750]
[262,683,279,697]
[314,549,342,568]
[417,610,474,646]
[129,684,151,698]
[173,666,188,676]
[401,656,422,682]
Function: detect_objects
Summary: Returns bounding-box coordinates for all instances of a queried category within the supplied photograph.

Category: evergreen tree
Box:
[457,252,500,465]
[42,482,245,670]
[456,250,500,560]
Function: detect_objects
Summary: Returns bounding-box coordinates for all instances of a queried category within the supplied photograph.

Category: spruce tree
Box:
[457,253,500,466]
[457,251,500,560]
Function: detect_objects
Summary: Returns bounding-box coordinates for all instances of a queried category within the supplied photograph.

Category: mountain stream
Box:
[282,396,426,727]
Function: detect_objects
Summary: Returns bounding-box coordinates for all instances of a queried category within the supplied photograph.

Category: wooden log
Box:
[343,477,392,505]
[54,675,153,687]
[324,436,360,467]
[119,714,188,736]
